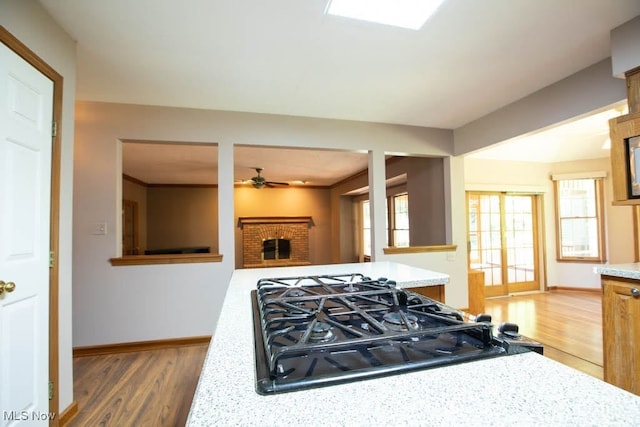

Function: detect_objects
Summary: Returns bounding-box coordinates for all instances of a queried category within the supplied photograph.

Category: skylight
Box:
[325,0,444,30]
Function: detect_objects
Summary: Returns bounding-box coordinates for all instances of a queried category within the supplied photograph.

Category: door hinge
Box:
[52,120,57,138]
[49,381,54,400]
[49,251,55,268]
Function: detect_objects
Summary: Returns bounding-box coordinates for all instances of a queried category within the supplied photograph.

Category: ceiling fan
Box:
[249,168,289,189]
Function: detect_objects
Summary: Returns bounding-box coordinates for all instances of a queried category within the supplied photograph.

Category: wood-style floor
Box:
[69,344,208,427]
[483,289,603,380]
[68,290,603,426]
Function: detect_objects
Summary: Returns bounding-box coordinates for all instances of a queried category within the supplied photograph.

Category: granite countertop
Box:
[187,262,640,426]
[595,263,640,280]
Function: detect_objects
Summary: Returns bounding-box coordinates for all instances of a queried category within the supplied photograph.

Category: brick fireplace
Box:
[238,217,314,268]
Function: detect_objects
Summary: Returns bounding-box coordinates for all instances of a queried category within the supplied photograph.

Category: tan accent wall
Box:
[234,186,331,268]
[147,186,219,253]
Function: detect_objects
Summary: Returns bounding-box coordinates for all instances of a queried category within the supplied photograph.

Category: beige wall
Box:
[464,155,634,289]
[550,157,635,269]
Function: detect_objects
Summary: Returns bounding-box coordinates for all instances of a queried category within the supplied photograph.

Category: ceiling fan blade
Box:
[266,181,289,186]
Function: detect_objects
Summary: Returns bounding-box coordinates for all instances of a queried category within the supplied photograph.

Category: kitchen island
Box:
[188,262,640,426]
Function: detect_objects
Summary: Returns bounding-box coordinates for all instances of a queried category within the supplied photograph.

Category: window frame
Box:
[388,192,409,247]
[553,177,606,263]
[360,200,371,258]
[360,190,409,260]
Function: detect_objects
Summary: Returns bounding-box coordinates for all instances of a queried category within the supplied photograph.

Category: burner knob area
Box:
[498,322,520,338]
[475,314,492,323]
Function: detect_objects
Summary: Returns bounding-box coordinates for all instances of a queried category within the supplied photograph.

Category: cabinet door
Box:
[602,278,640,395]
[409,285,444,303]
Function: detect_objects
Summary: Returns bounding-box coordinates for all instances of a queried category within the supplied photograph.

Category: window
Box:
[389,193,409,247]
[554,178,605,262]
[362,200,371,257]
[361,193,408,258]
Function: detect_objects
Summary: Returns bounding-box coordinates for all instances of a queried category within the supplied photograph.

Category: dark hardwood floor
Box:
[69,344,208,426]
[68,290,603,425]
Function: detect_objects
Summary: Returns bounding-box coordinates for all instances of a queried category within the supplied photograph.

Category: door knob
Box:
[0,281,16,296]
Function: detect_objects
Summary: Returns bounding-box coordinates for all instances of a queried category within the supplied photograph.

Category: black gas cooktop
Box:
[251,273,538,395]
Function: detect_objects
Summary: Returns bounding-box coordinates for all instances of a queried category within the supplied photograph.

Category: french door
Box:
[467,192,540,297]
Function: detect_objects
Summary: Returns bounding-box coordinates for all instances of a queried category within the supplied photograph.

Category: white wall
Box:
[464,156,635,289]
[0,0,76,413]
[73,101,458,346]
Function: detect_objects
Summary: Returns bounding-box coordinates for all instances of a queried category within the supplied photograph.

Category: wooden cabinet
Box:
[467,270,485,315]
[609,112,640,205]
[602,275,640,395]
[410,284,444,303]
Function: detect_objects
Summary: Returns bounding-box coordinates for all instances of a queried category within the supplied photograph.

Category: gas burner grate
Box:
[252,273,514,394]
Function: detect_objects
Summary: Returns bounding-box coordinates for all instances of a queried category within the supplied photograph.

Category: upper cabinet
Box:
[609,68,640,205]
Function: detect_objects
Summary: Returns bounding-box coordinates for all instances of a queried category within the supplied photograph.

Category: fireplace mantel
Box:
[237,216,314,229]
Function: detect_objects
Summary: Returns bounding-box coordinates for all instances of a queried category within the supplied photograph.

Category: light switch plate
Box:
[93,222,107,235]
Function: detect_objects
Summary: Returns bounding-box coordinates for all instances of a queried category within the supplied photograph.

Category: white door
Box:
[0,42,53,425]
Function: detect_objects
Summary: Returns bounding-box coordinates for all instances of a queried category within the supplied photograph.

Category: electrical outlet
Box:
[93,222,107,235]
[446,251,456,262]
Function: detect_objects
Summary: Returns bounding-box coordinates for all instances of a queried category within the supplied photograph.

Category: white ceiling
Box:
[39,0,640,181]
[122,142,369,185]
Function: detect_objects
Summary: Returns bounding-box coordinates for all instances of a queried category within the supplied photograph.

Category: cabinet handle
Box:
[632,288,640,298]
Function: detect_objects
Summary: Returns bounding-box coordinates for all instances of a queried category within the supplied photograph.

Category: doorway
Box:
[122,200,139,255]
[467,192,540,297]
[0,26,63,423]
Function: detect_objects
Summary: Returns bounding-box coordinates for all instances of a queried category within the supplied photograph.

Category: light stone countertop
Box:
[187,262,640,426]
[595,263,640,280]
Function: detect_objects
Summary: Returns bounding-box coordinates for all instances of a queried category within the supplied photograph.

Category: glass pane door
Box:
[504,195,538,293]
[468,193,505,296]
[467,192,539,297]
